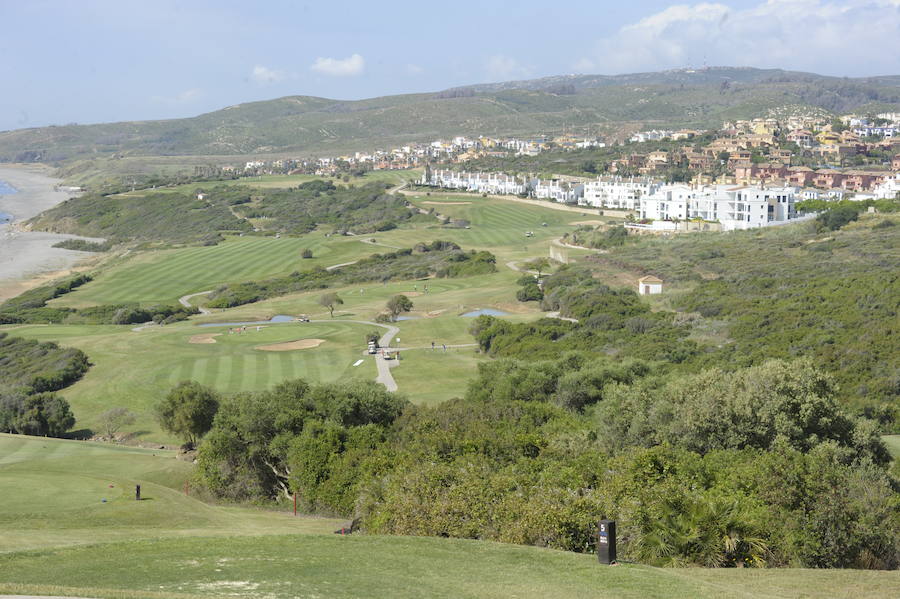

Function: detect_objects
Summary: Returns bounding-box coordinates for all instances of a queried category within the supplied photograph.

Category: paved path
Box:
[357,237,402,250]
[325,260,359,271]
[545,311,579,324]
[178,290,213,315]
[309,318,399,392]
[552,237,607,253]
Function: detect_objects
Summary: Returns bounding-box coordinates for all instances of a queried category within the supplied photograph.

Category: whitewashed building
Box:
[638,276,663,295]
[422,169,526,195]
[638,184,800,231]
[870,175,900,199]
[532,179,584,203]
[582,176,660,211]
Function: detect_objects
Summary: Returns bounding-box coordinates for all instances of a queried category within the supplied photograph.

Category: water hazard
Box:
[460,308,510,317]
[198,315,296,327]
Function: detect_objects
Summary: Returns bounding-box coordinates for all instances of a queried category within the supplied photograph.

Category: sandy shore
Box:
[0,164,102,301]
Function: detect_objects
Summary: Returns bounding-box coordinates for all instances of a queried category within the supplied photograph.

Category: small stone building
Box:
[638,275,663,295]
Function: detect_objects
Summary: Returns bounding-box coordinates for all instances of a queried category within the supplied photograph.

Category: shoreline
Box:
[0,164,102,301]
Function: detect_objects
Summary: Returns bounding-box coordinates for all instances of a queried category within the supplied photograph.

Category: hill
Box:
[2,67,899,164]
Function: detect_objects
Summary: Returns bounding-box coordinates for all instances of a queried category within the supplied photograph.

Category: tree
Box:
[318,292,343,318]
[0,392,75,437]
[156,381,220,448]
[301,248,313,259]
[97,407,136,440]
[523,257,551,279]
[816,206,859,231]
[386,295,413,321]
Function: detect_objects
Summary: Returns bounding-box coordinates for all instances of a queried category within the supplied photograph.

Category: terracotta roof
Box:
[638,275,663,283]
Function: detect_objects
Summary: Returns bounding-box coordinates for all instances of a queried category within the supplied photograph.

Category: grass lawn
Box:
[6,193,593,441]
[51,234,375,307]
[1,534,897,599]
[390,347,485,405]
[5,320,378,442]
[0,434,341,553]
[883,435,900,460]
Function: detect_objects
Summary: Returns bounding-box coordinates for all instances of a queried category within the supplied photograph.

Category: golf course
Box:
[2,434,898,599]
[6,186,595,441]
[3,172,900,596]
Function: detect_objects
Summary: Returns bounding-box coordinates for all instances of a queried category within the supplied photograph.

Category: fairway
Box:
[0,434,341,553]
[2,437,898,599]
[51,234,375,307]
[5,192,592,441]
[1,534,898,599]
[6,320,379,441]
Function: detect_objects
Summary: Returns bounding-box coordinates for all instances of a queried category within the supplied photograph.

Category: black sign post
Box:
[135,484,141,501]
[598,519,616,565]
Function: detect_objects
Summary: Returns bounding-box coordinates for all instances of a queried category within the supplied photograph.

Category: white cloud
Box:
[406,63,424,75]
[576,1,900,75]
[484,55,531,81]
[251,65,285,84]
[150,88,202,105]
[310,54,365,77]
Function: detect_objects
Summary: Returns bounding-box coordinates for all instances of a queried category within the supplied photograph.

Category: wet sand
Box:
[0,164,102,301]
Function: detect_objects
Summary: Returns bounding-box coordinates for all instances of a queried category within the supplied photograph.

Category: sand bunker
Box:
[571,220,606,226]
[422,201,471,205]
[401,291,422,297]
[189,333,221,344]
[256,338,326,351]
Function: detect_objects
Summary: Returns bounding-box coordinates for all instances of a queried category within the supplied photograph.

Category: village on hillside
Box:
[229,111,900,225]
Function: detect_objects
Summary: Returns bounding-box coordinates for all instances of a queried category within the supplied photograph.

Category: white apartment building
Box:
[422,169,525,195]
[532,179,584,203]
[581,176,660,211]
[639,184,799,231]
[871,174,900,199]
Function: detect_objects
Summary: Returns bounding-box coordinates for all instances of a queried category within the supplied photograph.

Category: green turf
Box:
[5,320,378,441]
[52,235,375,307]
[883,435,900,460]
[1,534,897,599]
[0,434,341,553]
[6,193,595,441]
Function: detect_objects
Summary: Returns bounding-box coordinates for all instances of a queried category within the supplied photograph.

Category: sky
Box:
[2,0,899,131]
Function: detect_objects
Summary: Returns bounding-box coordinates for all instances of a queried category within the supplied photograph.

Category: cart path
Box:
[178,290,214,315]
[310,319,399,392]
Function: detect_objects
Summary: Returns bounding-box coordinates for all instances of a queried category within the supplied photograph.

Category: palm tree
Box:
[634,495,769,568]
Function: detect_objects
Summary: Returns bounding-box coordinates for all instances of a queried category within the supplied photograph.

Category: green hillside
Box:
[2,67,899,164]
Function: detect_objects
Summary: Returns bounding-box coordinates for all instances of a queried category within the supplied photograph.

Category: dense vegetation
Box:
[28,180,424,242]
[51,239,112,252]
[476,272,700,364]
[194,355,897,569]
[229,180,421,234]
[207,241,496,308]
[0,332,83,437]
[28,190,250,243]
[0,274,197,325]
[594,216,898,420]
[0,332,90,396]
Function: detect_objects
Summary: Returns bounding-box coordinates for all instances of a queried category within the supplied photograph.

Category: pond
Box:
[198,314,296,327]
[460,308,510,317]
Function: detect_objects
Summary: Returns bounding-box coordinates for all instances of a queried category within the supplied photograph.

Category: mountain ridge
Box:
[2,67,899,164]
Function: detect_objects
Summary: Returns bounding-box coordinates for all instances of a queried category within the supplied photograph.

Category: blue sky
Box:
[2,0,899,131]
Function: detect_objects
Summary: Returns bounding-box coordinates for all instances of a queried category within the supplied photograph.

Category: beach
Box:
[0,164,102,301]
